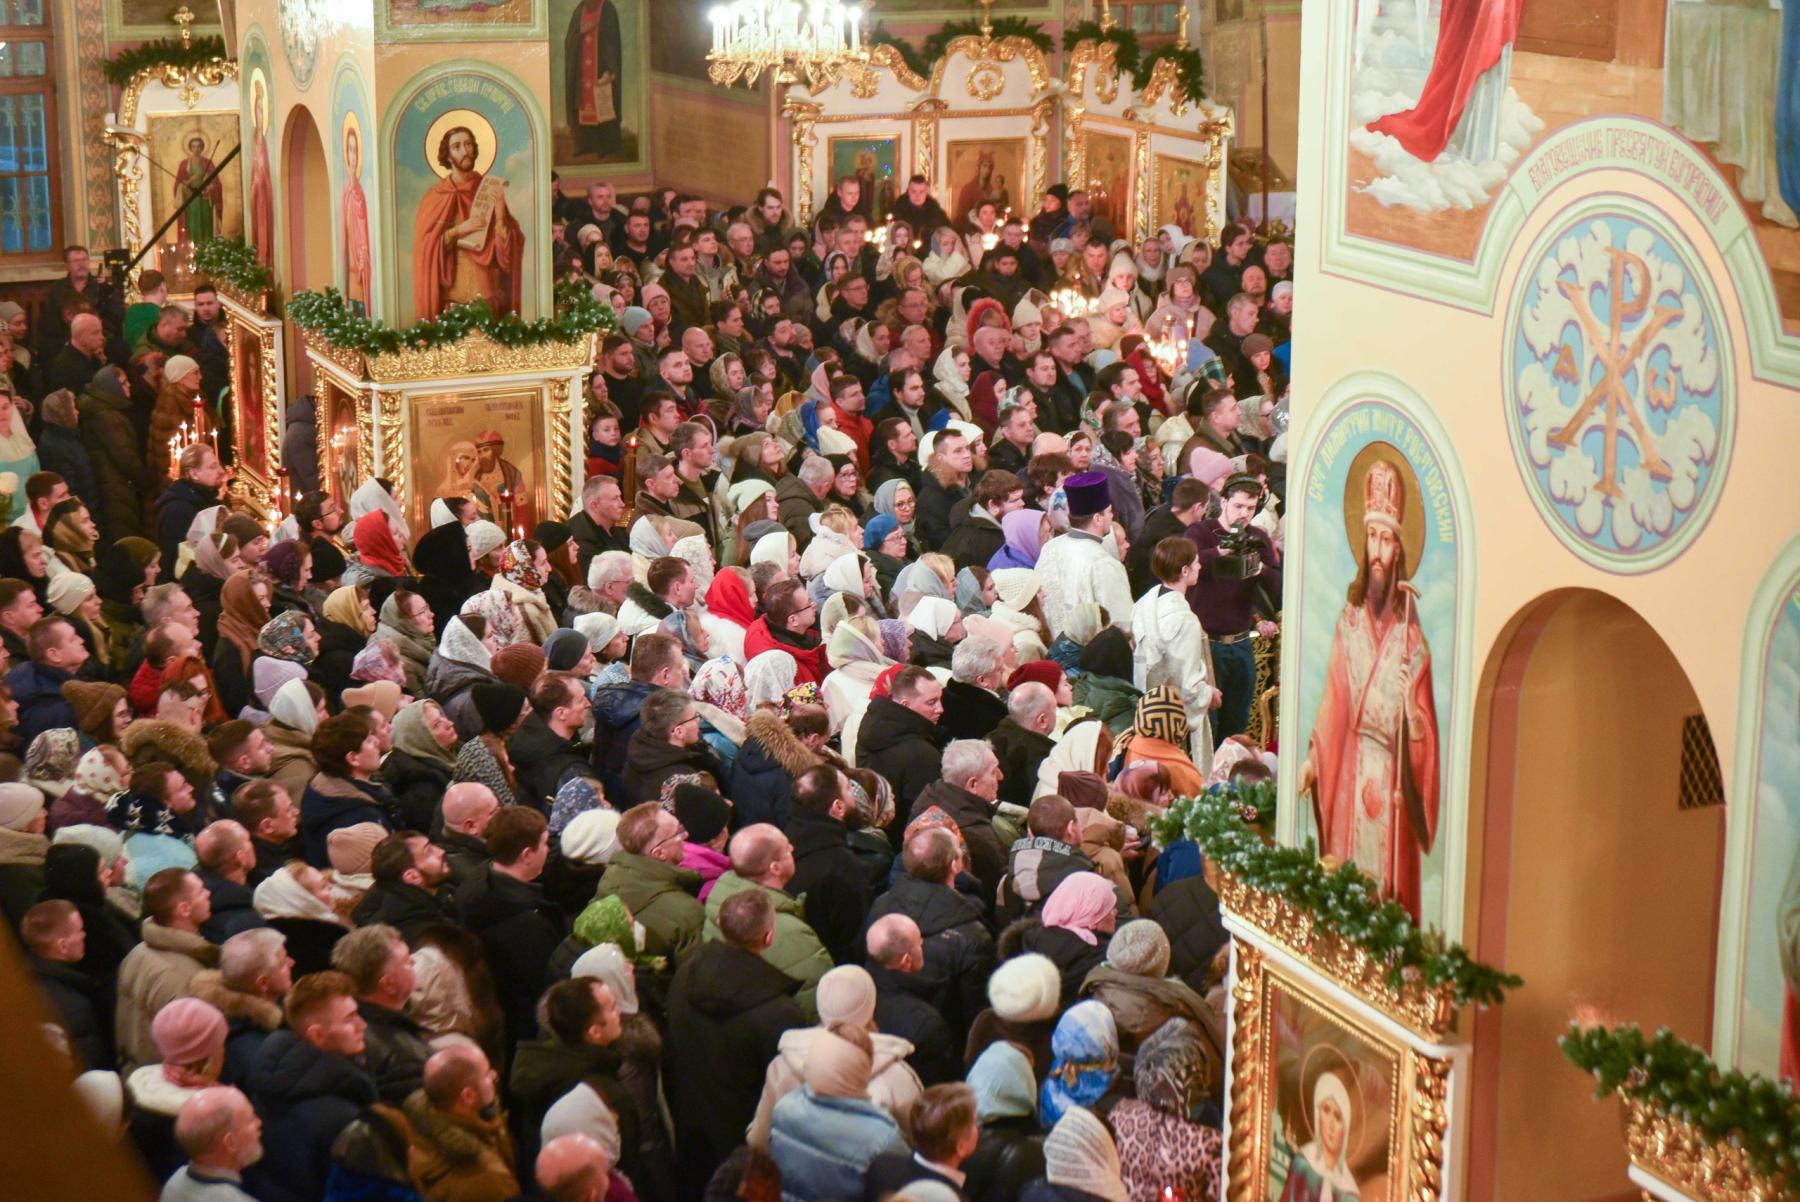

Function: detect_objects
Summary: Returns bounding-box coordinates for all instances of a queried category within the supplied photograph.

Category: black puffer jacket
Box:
[857,696,948,818]
[244,1030,378,1202]
[963,1116,1046,1202]
[908,778,1007,902]
[866,873,996,1041]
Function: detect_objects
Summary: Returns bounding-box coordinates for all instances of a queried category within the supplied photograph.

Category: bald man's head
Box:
[195,819,250,876]
[175,1086,263,1168]
[728,823,794,887]
[423,1044,496,1119]
[70,313,105,355]
[441,783,500,838]
[537,1133,612,1202]
[867,913,923,971]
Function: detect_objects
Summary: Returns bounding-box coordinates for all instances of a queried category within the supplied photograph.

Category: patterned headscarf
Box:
[1131,684,1188,746]
[351,640,406,686]
[73,746,127,799]
[25,728,81,794]
[500,541,543,590]
[877,619,910,663]
[1040,1000,1120,1125]
[744,650,798,710]
[691,657,747,722]
[549,776,604,837]
[257,612,315,664]
[1135,1017,1207,1118]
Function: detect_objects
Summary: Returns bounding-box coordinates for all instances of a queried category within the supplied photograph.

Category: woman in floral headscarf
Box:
[1111,1018,1225,1202]
[1039,999,1121,1126]
[489,539,557,642]
[257,611,319,666]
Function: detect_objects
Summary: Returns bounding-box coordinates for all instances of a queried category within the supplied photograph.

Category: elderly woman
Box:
[425,614,501,741]
[382,699,459,831]
[1115,685,1205,798]
[490,539,558,643]
[1039,999,1121,1126]
[1008,870,1120,1006]
[1111,1019,1225,1202]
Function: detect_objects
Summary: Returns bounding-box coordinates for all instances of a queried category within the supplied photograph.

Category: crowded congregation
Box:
[2,162,1292,1202]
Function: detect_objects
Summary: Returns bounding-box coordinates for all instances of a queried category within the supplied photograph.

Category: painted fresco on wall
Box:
[1265,975,1401,1201]
[1294,400,1456,928]
[1081,129,1133,242]
[648,0,714,83]
[277,0,321,87]
[551,0,645,170]
[1154,154,1208,237]
[411,391,543,537]
[386,0,536,30]
[241,36,277,269]
[945,138,1026,224]
[1343,0,1800,325]
[393,72,537,324]
[109,0,221,38]
[333,70,375,318]
[1735,573,1800,1086]
[1503,203,1731,573]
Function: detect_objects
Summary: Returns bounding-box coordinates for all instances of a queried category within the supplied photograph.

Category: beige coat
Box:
[746,1025,923,1151]
[116,920,219,1071]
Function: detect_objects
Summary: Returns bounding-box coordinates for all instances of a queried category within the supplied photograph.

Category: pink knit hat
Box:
[151,997,227,1066]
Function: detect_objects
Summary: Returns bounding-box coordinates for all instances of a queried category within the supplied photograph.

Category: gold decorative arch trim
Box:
[926,35,1051,97]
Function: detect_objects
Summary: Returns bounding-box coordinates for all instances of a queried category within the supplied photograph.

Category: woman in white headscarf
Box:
[820,614,893,736]
[744,648,798,711]
[671,533,716,597]
[749,529,800,579]
[1036,716,1111,802]
[901,593,963,672]
[1274,1070,1361,1201]
[428,614,503,740]
[922,225,972,290]
[986,567,1051,662]
[929,345,972,422]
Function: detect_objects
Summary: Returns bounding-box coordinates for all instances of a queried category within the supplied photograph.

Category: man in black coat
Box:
[509,977,637,1185]
[865,914,957,1087]
[939,469,1024,572]
[351,832,454,940]
[330,924,432,1104]
[943,636,1012,742]
[568,473,630,576]
[986,683,1058,810]
[509,673,595,812]
[23,900,111,1068]
[244,973,379,1202]
[855,668,949,823]
[1126,477,1211,598]
[867,827,997,1044]
[906,736,1010,906]
[783,764,873,966]
[153,444,227,579]
[453,807,566,1044]
[437,783,498,891]
[666,889,805,1197]
[997,795,1133,926]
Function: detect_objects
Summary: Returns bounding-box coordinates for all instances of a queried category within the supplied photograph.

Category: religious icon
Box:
[1082,130,1133,239]
[410,391,545,538]
[234,327,267,481]
[1298,448,1440,923]
[946,139,1026,225]
[1154,154,1208,238]
[247,71,276,268]
[411,112,526,320]
[1265,976,1398,1202]
[828,136,900,221]
[341,113,372,316]
[174,134,223,244]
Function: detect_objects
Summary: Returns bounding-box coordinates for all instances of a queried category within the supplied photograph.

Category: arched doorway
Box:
[1465,589,1725,1200]
[282,105,332,397]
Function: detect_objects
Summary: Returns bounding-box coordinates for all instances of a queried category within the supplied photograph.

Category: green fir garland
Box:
[869,24,932,81]
[1149,784,1521,1007]
[191,237,272,295]
[1560,1023,1799,1183]
[103,36,232,87]
[1060,21,1143,79]
[920,17,1054,67]
[1133,44,1206,101]
[286,282,614,359]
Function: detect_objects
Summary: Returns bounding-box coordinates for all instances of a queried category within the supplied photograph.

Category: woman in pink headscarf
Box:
[1017,869,1123,1005]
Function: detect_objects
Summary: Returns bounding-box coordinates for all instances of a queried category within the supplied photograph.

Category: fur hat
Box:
[492,642,547,690]
[816,965,878,1029]
[987,952,1062,1023]
[1106,919,1172,979]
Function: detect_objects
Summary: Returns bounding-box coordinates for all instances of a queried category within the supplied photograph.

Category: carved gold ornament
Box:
[927,35,1051,96]
[842,43,928,96]
[378,392,405,503]
[548,378,575,522]
[1623,1099,1788,1202]
[784,101,822,228]
[1065,37,1121,106]
[968,62,1006,101]
[1218,871,1462,1042]
[298,328,595,385]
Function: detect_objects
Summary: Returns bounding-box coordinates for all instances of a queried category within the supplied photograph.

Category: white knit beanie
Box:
[540,1082,622,1167]
[561,809,621,866]
[1105,919,1172,979]
[1043,1107,1129,1202]
[987,952,1062,1023]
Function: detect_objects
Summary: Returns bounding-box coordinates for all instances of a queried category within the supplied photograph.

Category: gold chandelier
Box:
[707,0,871,89]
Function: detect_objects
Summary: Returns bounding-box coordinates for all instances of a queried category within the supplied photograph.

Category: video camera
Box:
[1212,522,1263,580]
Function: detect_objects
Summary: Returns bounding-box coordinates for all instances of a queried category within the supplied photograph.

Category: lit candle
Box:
[847,3,861,51]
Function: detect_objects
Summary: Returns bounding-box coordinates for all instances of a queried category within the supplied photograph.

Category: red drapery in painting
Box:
[1365,0,1526,162]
